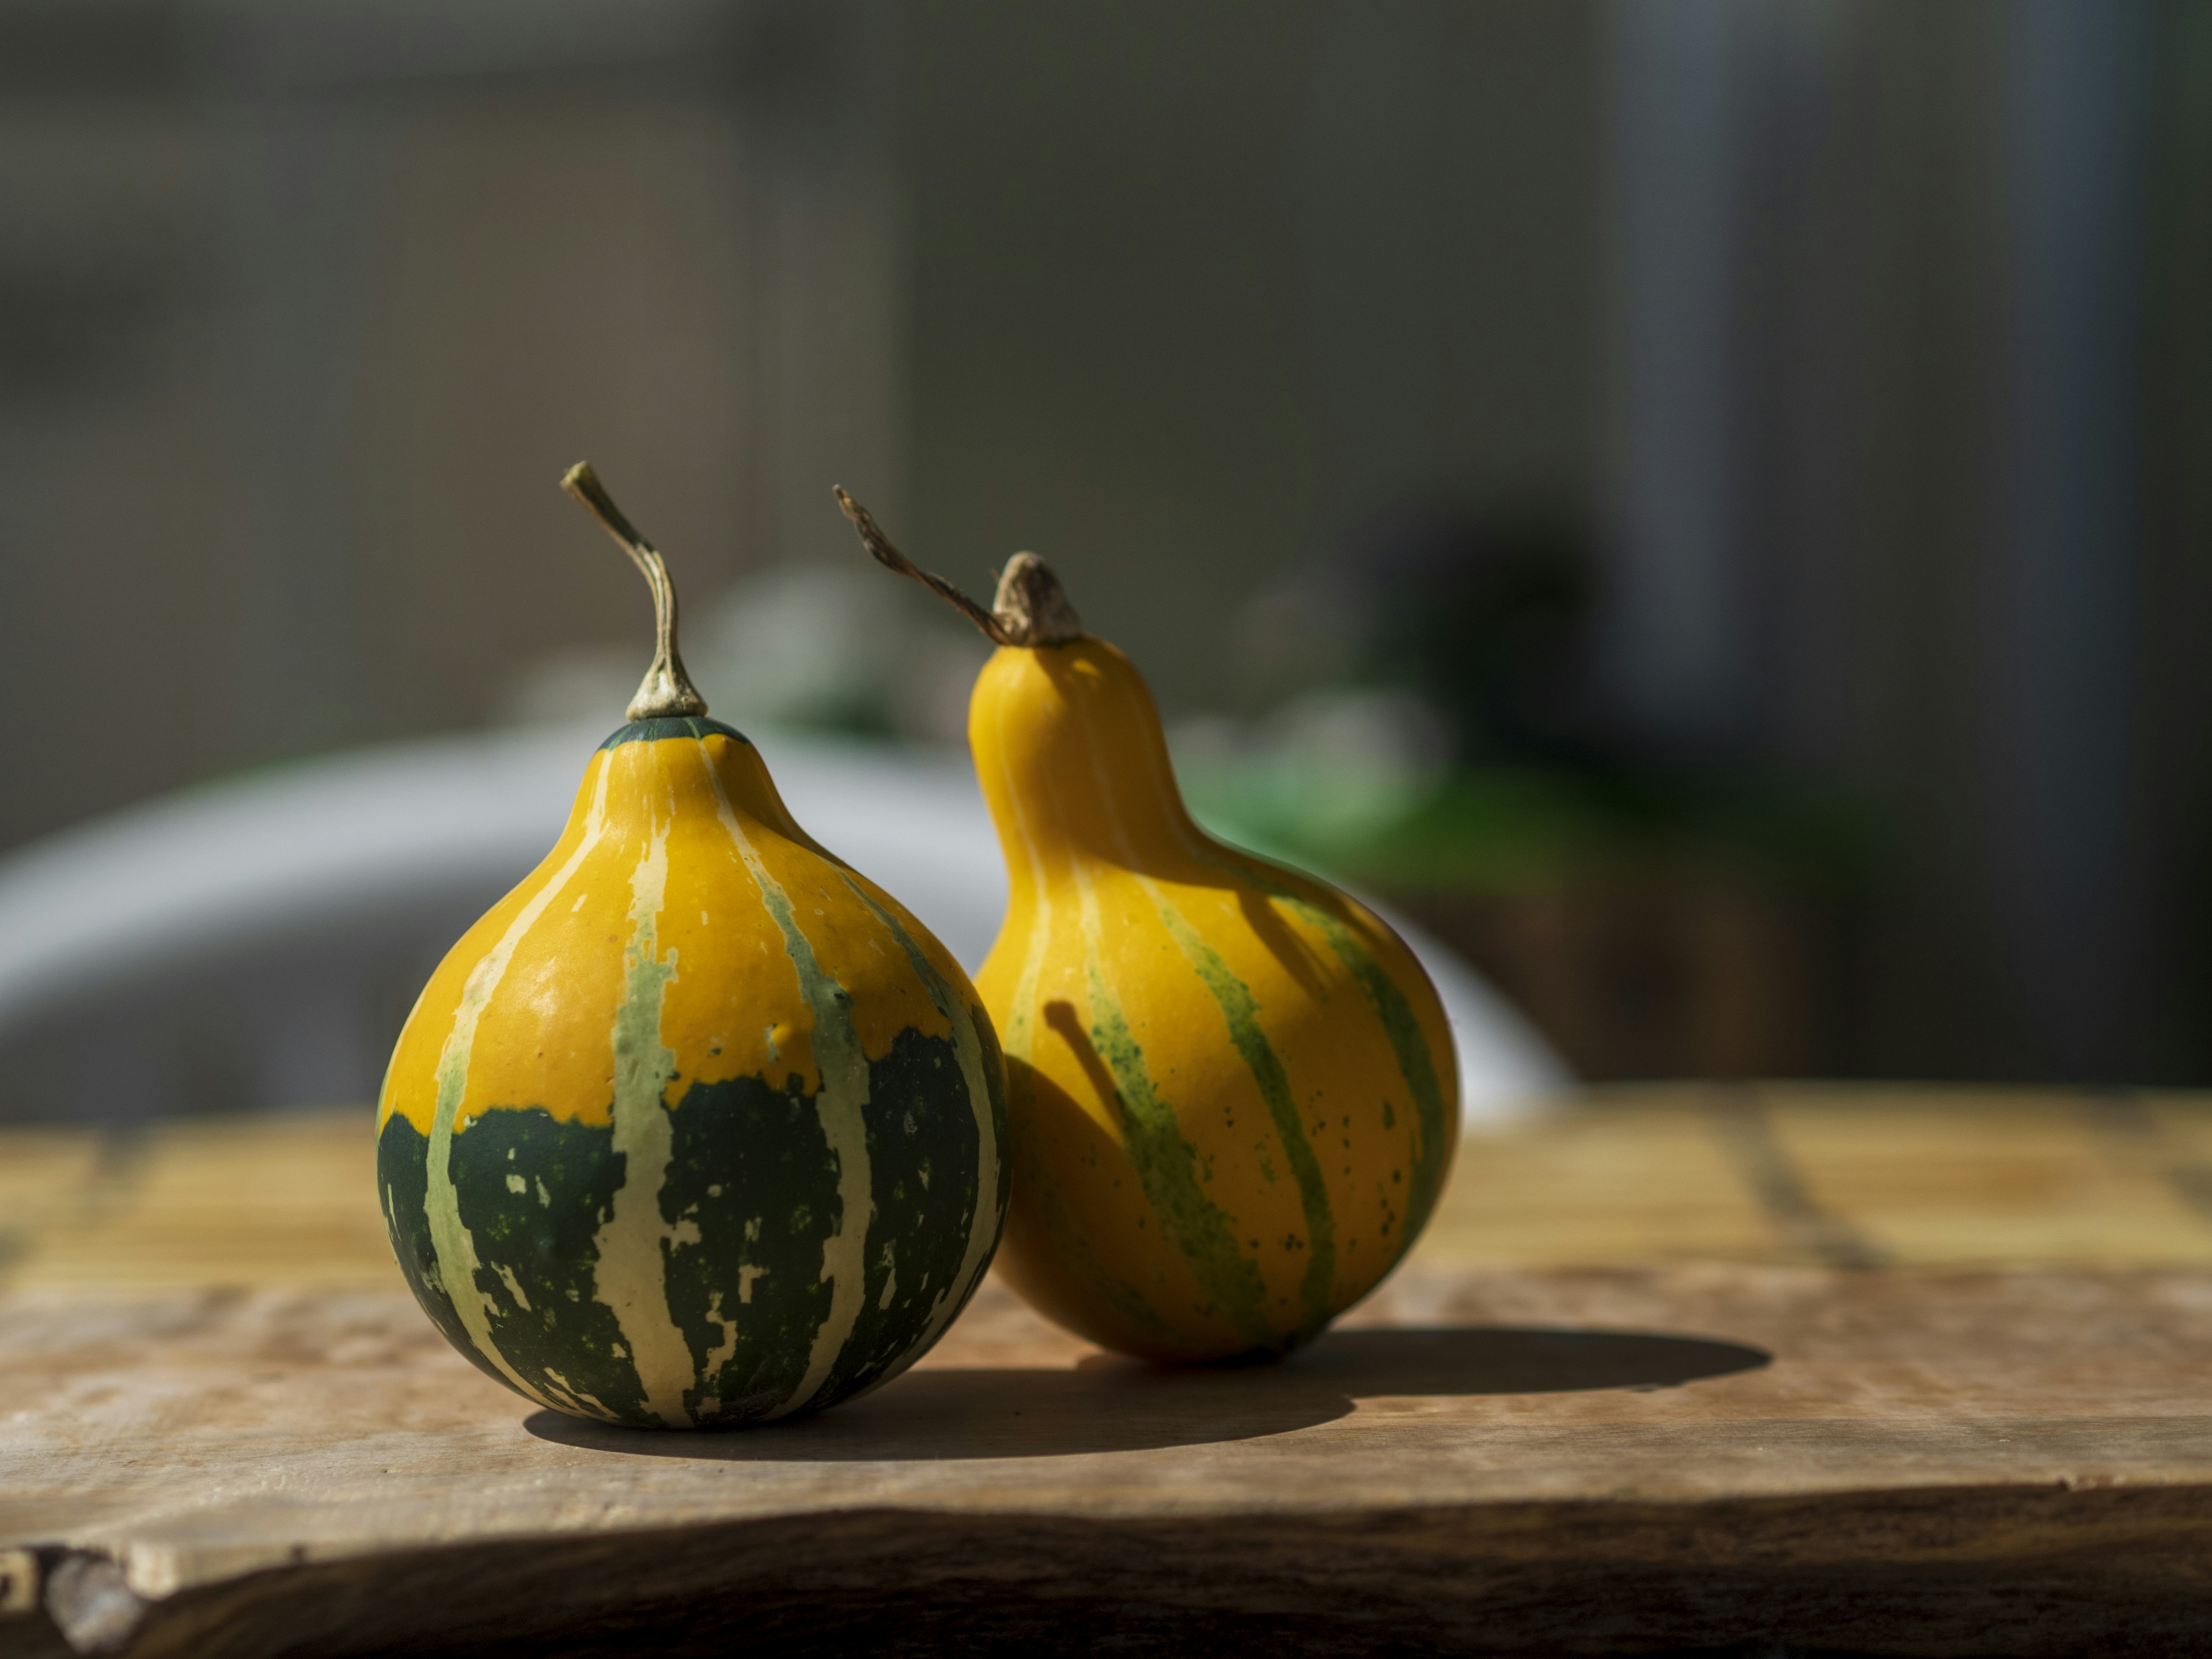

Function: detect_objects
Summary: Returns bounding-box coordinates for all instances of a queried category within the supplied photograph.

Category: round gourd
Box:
[376,466,1008,1427]
[836,493,1458,1362]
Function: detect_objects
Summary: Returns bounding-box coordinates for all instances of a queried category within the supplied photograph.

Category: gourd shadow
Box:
[1036,1006,1122,1125]
[522,1326,1768,1464]
[1223,865,1336,1002]
[1254,1324,1770,1397]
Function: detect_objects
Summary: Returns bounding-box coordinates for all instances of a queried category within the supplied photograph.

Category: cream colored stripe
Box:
[425,760,612,1410]
[1073,709,1157,954]
[695,745,872,1418]
[1071,849,1108,986]
[991,690,1056,1063]
[588,785,694,1427]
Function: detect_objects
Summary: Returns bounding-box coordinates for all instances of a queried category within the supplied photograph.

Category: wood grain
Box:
[5,1089,2212,1656]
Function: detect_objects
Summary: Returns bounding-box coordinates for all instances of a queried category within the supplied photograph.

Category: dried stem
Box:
[562,462,709,721]
[834,487,1082,647]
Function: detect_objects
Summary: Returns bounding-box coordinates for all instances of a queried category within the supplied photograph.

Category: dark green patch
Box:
[444,1105,650,1423]
[661,1020,1002,1421]
[598,716,748,751]
[385,1025,999,1427]
[836,1024,994,1393]
[657,1070,840,1419]
[823,878,1013,1400]
[381,1109,646,1418]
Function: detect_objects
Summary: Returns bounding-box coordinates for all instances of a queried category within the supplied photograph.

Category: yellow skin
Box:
[379,729,964,1141]
[973,638,1460,1361]
[377,721,1005,1426]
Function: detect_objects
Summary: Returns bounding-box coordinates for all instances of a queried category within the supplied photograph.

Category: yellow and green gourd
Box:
[376,467,1007,1427]
[837,493,1459,1362]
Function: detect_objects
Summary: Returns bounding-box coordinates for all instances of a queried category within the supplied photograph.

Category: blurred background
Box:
[1,0,2207,1120]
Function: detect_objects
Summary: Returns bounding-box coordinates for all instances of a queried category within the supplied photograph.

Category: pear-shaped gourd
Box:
[836,492,1457,1362]
[376,467,1007,1427]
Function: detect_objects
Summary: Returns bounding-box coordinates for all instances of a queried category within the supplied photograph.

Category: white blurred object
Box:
[0,724,1566,1125]
[501,565,987,747]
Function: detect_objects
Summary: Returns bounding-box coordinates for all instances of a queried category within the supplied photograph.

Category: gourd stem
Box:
[834,487,1082,647]
[563,462,710,721]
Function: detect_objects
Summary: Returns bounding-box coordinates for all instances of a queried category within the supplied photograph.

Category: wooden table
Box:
[6,1085,2212,1657]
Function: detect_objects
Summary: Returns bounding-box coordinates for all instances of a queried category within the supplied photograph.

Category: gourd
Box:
[376,466,1007,1427]
[836,492,1458,1362]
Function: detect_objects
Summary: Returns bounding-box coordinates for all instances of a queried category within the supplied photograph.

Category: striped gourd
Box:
[376,467,1007,1427]
[838,494,1458,1362]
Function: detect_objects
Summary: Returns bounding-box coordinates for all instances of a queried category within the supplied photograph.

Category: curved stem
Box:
[834,487,1082,647]
[563,462,709,721]
[834,487,1012,644]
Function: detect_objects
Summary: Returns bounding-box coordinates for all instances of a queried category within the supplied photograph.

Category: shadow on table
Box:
[524,1325,1768,1463]
[1279,1325,1770,1396]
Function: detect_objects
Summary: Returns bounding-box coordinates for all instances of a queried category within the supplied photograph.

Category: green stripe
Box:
[1202,851,1450,1246]
[1272,888,1451,1244]
[1155,905,1335,1335]
[600,715,747,749]
[1086,965,1278,1351]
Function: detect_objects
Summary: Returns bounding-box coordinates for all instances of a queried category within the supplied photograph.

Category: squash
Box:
[836,492,1457,1361]
[376,467,1007,1427]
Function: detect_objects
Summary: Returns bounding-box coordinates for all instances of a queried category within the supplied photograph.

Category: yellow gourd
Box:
[838,493,1459,1361]
[376,468,1007,1427]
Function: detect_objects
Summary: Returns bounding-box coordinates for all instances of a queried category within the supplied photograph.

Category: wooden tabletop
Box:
[6,1086,2212,1657]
